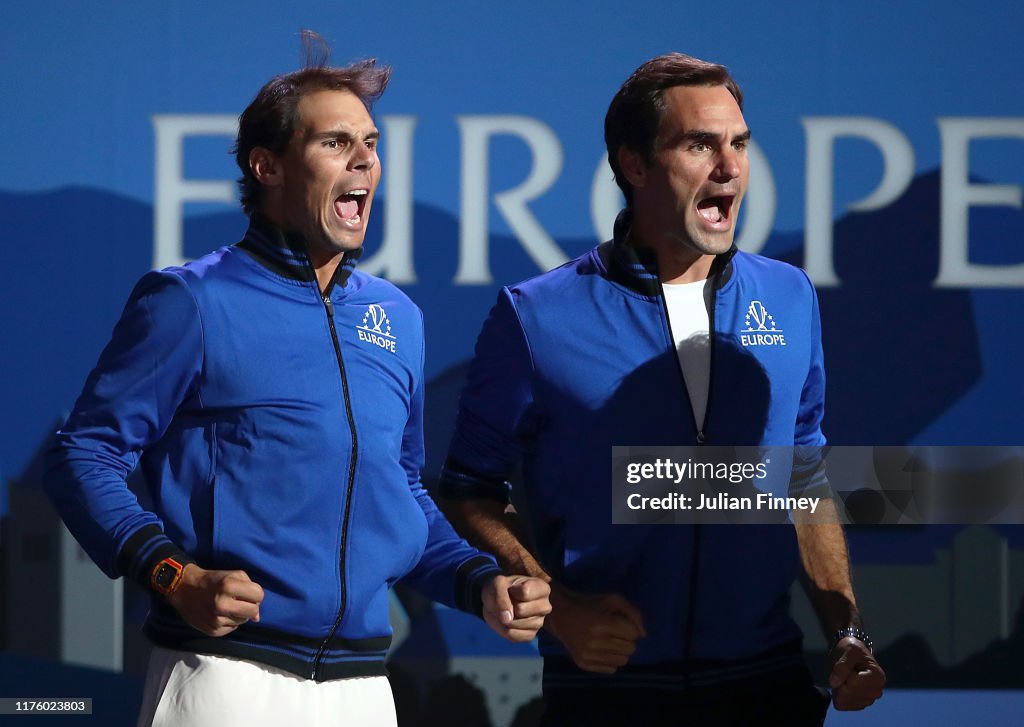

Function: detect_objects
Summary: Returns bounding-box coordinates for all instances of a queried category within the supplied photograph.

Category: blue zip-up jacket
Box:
[441,226,827,690]
[45,217,500,681]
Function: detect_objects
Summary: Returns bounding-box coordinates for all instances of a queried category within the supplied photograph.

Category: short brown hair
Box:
[233,31,391,215]
[604,53,743,206]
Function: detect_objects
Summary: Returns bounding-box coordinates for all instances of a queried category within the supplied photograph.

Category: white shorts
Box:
[136,646,397,727]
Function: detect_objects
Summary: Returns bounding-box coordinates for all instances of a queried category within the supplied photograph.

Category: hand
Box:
[166,565,265,637]
[481,575,552,643]
[544,584,646,674]
[828,637,886,710]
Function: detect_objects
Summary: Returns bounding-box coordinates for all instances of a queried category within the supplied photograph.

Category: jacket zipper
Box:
[658,268,720,673]
[702,277,717,444]
[311,294,360,680]
[657,279,715,445]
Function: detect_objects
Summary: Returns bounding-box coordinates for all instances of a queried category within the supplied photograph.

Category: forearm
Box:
[794,501,861,636]
[393,487,501,614]
[44,270,203,581]
[439,498,550,582]
[45,442,187,584]
[439,499,576,645]
[796,498,886,710]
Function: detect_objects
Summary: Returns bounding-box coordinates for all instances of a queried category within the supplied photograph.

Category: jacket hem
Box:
[144,617,390,683]
[541,638,807,692]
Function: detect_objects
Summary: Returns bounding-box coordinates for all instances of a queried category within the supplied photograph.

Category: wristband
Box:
[833,626,873,653]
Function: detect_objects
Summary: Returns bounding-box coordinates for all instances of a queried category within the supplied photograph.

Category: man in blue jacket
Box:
[44,42,550,727]
[439,53,884,725]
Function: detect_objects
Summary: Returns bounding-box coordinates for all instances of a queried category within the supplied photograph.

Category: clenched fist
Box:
[544,585,646,674]
[166,565,265,637]
[829,637,885,710]
[481,575,552,642]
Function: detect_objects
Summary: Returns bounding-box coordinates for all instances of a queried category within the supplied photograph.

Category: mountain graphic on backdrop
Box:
[4,169,1022,489]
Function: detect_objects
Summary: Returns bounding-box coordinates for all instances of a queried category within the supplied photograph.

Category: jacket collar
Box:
[600,208,736,296]
[236,214,363,293]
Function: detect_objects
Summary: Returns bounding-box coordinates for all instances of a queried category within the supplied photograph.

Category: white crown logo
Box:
[364,304,390,334]
[744,300,776,331]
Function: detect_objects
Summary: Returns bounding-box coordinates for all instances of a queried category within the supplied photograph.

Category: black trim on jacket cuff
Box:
[116,523,196,590]
[438,461,512,504]
[455,555,503,617]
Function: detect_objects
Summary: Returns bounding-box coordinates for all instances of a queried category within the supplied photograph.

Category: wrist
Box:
[458,557,503,617]
[150,556,190,596]
[544,583,575,638]
[832,626,873,654]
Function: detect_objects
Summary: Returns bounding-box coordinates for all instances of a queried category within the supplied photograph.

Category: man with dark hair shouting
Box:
[45,35,550,727]
[439,53,884,725]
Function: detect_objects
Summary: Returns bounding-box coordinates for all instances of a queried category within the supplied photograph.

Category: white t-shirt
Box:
[661,279,711,430]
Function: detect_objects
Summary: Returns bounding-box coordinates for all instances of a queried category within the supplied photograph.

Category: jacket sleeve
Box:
[791,271,829,496]
[397,308,501,615]
[795,271,827,448]
[43,270,202,587]
[438,287,540,502]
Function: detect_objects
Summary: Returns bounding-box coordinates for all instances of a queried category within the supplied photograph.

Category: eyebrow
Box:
[678,129,753,144]
[311,128,380,143]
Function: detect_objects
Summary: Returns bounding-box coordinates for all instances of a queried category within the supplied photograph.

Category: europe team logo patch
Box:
[740,300,786,347]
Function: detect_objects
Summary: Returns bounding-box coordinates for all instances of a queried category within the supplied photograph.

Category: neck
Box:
[257,208,344,294]
[655,249,714,285]
[627,216,714,285]
[309,250,343,294]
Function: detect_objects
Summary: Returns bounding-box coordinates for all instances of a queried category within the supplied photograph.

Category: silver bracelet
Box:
[833,626,873,653]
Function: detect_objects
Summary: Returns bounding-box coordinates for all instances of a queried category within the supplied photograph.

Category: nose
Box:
[713,147,741,183]
[350,141,377,172]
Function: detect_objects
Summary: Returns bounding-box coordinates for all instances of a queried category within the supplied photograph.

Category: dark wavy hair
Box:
[233,31,392,215]
[604,53,743,206]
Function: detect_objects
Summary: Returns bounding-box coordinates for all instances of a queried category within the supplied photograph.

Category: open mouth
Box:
[335,188,369,225]
[696,195,735,226]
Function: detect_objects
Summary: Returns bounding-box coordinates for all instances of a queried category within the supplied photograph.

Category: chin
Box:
[689,236,735,257]
[325,229,367,252]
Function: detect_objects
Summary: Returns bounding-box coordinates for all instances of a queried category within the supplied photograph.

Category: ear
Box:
[249,147,283,187]
[617,146,647,190]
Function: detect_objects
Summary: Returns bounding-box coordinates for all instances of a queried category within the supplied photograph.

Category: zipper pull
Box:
[322,296,334,317]
[696,430,706,446]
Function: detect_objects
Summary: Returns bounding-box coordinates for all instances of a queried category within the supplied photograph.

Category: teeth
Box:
[345,189,368,197]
